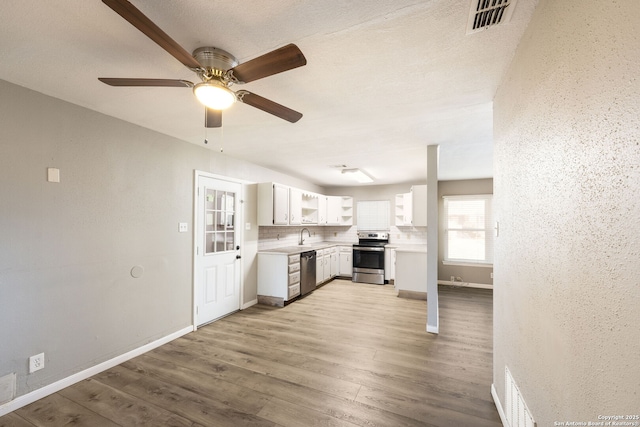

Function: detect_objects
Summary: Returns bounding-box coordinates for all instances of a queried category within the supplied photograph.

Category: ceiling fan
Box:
[98,0,307,128]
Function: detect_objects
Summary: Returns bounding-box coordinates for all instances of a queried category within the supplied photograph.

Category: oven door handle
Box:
[354,247,385,252]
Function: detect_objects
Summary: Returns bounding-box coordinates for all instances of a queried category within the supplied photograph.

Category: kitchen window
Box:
[443,194,493,266]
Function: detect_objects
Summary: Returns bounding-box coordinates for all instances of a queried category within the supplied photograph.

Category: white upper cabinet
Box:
[289,188,302,225]
[258,182,289,226]
[340,197,353,226]
[411,185,427,227]
[317,195,327,225]
[258,183,353,227]
[301,192,319,224]
[326,196,341,225]
[395,185,427,227]
[273,184,290,225]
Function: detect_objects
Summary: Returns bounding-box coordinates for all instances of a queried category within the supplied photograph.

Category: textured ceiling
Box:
[0,0,537,186]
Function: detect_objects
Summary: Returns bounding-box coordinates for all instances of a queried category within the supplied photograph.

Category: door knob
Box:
[236,255,242,259]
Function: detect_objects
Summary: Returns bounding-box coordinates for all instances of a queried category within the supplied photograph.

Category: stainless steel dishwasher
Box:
[300,250,317,296]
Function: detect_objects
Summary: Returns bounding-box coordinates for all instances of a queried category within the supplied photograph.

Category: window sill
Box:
[442,260,493,268]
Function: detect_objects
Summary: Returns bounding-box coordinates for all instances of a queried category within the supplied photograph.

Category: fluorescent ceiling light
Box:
[342,168,374,183]
[193,81,236,110]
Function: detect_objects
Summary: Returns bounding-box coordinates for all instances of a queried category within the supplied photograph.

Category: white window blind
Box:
[357,200,390,231]
[443,194,493,265]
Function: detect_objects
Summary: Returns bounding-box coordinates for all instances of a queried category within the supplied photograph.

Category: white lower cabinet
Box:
[323,252,331,281]
[259,245,347,306]
[384,247,396,282]
[288,283,300,299]
[258,253,301,305]
[330,247,338,278]
[338,246,353,277]
[316,249,324,285]
[395,250,428,293]
[315,248,332,285]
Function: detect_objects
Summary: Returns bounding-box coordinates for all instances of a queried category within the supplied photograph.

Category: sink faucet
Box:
[299,227,311,245]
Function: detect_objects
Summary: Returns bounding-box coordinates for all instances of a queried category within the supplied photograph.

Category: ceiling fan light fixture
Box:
[342,168,374,183]
[193,81,236,110]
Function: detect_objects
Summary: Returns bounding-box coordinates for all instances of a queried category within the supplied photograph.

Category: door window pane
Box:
[225,232,235,251]
[204,188,237,254]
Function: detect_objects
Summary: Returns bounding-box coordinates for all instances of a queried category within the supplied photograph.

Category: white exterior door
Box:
[195,174,242,327]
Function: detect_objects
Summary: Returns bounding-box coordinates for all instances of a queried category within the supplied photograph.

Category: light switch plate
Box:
[47,168,60,183]
[179,223,188,233]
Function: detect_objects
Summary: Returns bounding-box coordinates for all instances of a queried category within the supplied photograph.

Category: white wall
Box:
[493,0,640,424]
[0,79,320,405]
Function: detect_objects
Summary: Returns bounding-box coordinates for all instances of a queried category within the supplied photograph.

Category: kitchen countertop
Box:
[259,241,355,255]
[387,244,427,253]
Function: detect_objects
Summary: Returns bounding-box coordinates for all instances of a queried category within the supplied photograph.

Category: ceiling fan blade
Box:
[99,78,193,87]
[102,0,202,70]
[205,108,222,128]
[229,44,306,84]
[237,91,303,123]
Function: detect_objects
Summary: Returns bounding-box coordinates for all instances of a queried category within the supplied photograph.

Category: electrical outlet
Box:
[178,222,188,233]
[29,353,45,373]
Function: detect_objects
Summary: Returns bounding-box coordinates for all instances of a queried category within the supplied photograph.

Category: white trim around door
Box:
[192,170,246,330]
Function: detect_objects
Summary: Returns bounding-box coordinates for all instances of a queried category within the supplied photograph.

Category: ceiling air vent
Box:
[466,0,518,34]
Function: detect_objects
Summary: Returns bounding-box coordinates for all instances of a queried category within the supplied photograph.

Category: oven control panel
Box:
[357,231,388,240]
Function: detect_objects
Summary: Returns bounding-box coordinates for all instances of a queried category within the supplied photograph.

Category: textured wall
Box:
[493,0,640,424]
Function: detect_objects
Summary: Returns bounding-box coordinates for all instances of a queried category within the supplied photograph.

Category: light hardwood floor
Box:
[1,280,501,427]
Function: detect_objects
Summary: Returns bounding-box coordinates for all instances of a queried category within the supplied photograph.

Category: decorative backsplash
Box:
[257,225,427,250]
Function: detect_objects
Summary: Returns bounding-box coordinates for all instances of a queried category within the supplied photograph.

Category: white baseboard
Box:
[491,383,508,427]
[438,280,493,290]
[0,325,193,417]
[242,299,258,310]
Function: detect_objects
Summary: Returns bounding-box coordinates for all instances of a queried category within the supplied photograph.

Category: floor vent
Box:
[466,0,518,34]
[505,367,536,427]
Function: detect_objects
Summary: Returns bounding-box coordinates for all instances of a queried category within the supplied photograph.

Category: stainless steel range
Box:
[352,231,388,284]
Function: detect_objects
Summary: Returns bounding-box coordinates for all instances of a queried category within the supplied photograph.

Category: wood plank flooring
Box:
[1,280,500,427]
